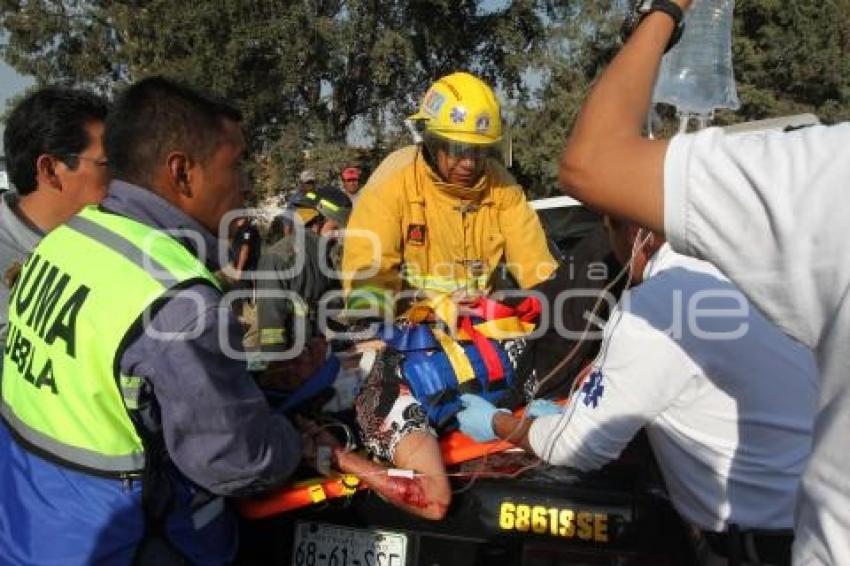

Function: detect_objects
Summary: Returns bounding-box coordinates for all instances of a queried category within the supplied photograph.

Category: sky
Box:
[0,24,29,108]
[0,58,32,167]
[0,59,33,109]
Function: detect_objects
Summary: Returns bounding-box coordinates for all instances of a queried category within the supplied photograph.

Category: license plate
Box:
[292,521,407,566]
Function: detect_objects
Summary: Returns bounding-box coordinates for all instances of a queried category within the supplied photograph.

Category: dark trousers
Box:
[702,525,793,566]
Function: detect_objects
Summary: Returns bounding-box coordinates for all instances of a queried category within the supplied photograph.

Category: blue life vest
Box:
[381,324,517,429]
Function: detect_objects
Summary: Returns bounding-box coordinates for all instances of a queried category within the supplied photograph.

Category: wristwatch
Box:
[623,0,686,53]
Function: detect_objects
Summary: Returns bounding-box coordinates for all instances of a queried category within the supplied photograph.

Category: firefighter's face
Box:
[435,148,485,187]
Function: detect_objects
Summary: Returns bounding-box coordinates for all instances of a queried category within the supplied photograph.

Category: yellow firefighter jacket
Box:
[342,146,557,312]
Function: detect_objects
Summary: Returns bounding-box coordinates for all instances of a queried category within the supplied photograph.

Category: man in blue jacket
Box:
[0,77,303,564]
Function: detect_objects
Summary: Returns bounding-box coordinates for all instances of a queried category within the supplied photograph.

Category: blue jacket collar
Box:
[100,180,223,272]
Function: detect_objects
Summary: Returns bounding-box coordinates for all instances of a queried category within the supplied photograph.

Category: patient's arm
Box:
[390,431,450,519]
[300,416,451,520]
[348,348,452,519]
[334,431,450,520]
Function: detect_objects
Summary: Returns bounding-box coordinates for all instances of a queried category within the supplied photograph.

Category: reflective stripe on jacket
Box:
[1,205,219,475]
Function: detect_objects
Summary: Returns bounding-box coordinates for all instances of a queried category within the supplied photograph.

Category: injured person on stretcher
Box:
[288,287,594,521]
[248,198,621,520]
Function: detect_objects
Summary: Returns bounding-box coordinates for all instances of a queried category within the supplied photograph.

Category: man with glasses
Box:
[0,87,110,376]
[0,77,303,565]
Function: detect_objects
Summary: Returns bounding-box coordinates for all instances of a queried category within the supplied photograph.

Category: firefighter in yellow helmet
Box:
[342,71,558,313]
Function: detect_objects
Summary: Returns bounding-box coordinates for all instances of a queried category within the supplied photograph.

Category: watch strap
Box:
[642,0,685,52]
[621,0,686,53]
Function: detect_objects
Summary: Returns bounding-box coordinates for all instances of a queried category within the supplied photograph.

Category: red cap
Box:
[341,167,361,181]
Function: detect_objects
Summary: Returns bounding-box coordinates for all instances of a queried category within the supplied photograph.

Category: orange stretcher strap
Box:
[239,474,363,519]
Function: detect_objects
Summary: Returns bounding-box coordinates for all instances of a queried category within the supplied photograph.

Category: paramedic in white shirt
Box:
[555,0,850,562]
[457,217,816,565]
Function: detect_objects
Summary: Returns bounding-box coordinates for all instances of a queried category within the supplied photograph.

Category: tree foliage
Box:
[510,0,850,198]
[725,0,850,124]
[1,0,555,196]
[2,1,849,200]
[510,0,622,198]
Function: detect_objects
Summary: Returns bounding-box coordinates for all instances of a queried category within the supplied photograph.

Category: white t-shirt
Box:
[663,123,850,564]
[529,244,816,531]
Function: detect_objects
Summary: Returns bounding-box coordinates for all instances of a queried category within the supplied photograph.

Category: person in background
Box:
[0,87,110,377]
[228,215,262,284]
[340,165,361,203]
[255,186,352,374]
[266,214,287,246]
[276,169,319,240]
[299,168,317,193]
[223,215,263,350]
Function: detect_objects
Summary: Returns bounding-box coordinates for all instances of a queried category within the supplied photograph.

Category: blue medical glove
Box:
[457,394,507,442]
[526,399,564,418]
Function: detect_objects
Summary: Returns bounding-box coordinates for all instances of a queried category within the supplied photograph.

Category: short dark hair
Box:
[3,87,109,195]
[104,76,243,188]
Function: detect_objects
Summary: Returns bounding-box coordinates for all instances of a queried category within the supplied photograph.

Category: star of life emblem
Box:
[580,369,605,409]
[450,106,467,124]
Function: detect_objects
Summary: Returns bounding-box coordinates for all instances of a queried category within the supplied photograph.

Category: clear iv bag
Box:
[652,0,740,117]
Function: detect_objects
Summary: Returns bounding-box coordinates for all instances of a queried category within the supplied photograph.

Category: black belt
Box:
[703,525,793,566]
